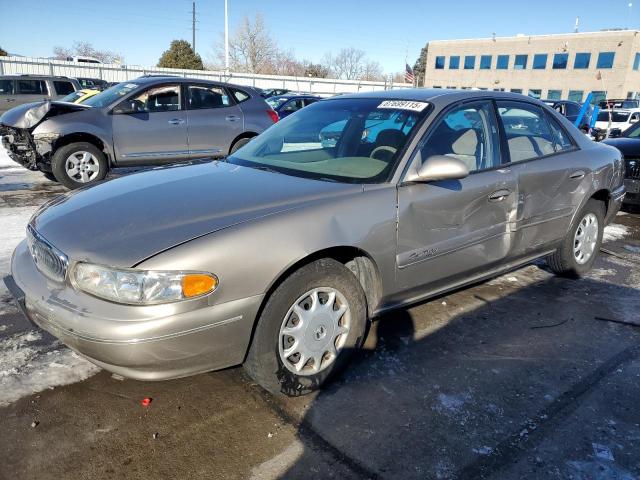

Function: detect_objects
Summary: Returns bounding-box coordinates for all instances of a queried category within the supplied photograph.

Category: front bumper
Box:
[623,179,640,205]
[7,240,263,380]
[605,185,626,223]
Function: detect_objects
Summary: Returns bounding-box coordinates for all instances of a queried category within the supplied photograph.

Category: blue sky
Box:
[0,0,637,74]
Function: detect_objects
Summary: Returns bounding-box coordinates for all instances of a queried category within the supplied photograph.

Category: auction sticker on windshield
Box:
[378,100,429,112]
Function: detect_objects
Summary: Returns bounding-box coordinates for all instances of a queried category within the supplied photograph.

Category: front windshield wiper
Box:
[248,164,282,175]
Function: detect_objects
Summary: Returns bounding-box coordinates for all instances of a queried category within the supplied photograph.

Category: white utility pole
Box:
[224,0,229,72]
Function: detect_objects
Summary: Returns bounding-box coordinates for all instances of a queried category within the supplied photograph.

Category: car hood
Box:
[31,161,360,267]
[602,137,640,155]
[0,101,90,129]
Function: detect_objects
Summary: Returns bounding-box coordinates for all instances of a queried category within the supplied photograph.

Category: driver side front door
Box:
[395,100,518,302]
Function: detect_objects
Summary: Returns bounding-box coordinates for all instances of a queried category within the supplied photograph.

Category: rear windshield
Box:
[83,82,140,108]
[227,98,430,183]
[597,111,630,123]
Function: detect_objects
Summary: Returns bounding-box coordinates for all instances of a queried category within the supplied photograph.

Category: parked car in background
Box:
[260,88,291,98]
[598,98,640,110]
[75,77,109,90]
[4,90,625,396]
[266,94,321,118]
[0,76,278,188]
[603,121,640,207]
[543,99,593,133]
[66,56,103,64]
[0,75,80,114]
[593,108,640,139]
[60,88,101,104]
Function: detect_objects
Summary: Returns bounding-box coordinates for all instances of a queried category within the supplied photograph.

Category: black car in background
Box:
[543,99,593,133]
[603,121,640,207]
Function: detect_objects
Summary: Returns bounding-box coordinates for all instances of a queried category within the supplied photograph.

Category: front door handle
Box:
[488,189,511,202]
[225,115,240,122]
[168,118,185,125]
[5,99,16,102]
[570,170,586,179]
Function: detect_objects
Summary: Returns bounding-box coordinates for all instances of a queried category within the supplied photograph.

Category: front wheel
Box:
[51,142,108,189]
[244,258,368,396]
[547,198,605,277]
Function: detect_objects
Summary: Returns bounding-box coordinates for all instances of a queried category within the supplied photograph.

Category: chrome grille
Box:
[626,158,640,180]
[26,225,68,282]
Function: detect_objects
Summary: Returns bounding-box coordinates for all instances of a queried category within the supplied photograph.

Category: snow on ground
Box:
[0,206,38,296]
[0,331,100,407]
[603,224,631,242]
[0,145,25,172]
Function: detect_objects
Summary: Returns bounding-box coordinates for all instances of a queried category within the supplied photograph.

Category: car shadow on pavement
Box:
[271,268,640,480]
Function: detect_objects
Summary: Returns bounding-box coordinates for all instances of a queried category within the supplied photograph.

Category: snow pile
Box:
[0,146,24,172]
[0,207,38,294]
[603,224,631,243]
[0,330,100,406]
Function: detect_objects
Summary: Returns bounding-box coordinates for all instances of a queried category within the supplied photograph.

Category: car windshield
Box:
[597,111,631,123]
[83,82,140,108]
[227,98,429,183]
[60,91,84,103]
[623,121,640,138]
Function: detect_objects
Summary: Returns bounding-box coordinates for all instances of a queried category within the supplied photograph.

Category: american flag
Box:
[404,63,415,84]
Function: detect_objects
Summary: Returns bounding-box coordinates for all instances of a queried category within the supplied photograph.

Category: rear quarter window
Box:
[0,80,14,94]
[53,81,75,95]
[230,88,250,103]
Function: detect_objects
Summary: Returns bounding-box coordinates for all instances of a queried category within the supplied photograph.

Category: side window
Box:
[0,80,14,94]
[53,81,75,95]
[128,84,181,112]
[497,102,556,162]
[283,99,305,112]
[230,88,250,103]
[545,113,575,152]
[420,101,500,173]
[303,98,318,107]
[188,84,231,109]
[17,79,48,95]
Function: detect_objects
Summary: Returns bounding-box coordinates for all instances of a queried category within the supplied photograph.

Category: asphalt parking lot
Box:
[1,156,639,480]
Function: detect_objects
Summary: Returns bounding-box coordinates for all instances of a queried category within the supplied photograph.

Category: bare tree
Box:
[53,41,123,63]
[361,60,384,81]
[270,49,306,76]
[216,14,278,73]
[332,48,366,80]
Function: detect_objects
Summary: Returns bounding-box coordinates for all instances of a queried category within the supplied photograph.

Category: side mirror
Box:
[405,155,470,182]
[630,117,639,124]
[113,99,143,115]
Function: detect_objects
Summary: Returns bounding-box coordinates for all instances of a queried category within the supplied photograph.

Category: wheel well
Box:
[229,132,258,154]
[53,133,109,162]
[591,189,610,214]
[263,247,383,319]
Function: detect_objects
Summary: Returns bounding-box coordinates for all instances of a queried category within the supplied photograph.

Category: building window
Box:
[553,53,569,69]
[591,91,607,105]
[493,88,505,91]
[497,55,509,69]
[480,55,492,69]
[574,52,591,69]
[568,90,583,102]
[435,56,445,69]
[634,53,640,70]
[528,89,542,99]
[449,56,460,69]
[514,55,528,70]
[547,89,562,100]
[464,55,476,69]
[533,54,547,69]
[510,88,523,94]
[446,86,457,89]
[432,85,442,89]
[596,52,615,69]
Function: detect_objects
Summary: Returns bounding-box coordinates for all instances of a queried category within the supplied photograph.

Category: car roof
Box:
[330,88,549,108]
[130,75,253,91]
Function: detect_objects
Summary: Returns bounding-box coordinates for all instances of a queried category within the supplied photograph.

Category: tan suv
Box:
[0,75,81,114]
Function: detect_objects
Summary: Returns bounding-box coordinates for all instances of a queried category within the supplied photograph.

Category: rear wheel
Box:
[51,142,108,189]
[244,258,368,396]
[547,198,605,277]
[230,137,252,154]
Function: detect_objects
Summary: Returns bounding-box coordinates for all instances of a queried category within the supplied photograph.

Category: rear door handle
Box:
[6,99,16,102]
[570,170,586,179]
[168,118,185,125]
[488,189,511,202]
[226,115,240,122]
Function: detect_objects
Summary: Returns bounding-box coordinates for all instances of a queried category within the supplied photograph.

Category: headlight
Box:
[72,262,218,305]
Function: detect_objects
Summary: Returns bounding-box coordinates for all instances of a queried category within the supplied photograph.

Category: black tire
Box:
[244,258,368,396]
[41,171,57,182]
[230,137,252,154]
[51,142,108,189]
[547,198,605,278]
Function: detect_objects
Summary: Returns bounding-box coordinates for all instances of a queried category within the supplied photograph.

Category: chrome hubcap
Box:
[65,151,100,183]
[574,213,599,264]
[278,287,351,376]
